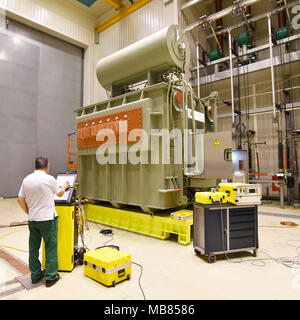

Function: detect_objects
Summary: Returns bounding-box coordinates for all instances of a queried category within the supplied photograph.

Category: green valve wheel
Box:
[238,31,251,48]
[209,49,222,62]
[275,26,289,41]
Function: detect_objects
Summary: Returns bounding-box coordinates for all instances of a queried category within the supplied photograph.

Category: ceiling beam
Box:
[95,0,152,33]
[103,0,124,10]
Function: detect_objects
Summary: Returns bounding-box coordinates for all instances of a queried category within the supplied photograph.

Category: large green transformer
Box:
[75,25,232,213]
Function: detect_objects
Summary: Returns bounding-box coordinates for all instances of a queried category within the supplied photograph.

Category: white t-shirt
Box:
[18,170,61,221]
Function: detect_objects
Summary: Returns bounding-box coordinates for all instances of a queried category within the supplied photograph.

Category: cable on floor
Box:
[95,228,146,300]
[0,227,29,253]
[0,221,28,228]
[131,261,146,300]
[0,227,28,240]
[0,245,29,253]
[98,228,114,247]
[217,201,300,269]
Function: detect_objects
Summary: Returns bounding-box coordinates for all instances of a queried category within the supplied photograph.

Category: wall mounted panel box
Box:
[195,192,228,205]
[218,183,262,205]
[193,203,258,263]
[84,247,131,287]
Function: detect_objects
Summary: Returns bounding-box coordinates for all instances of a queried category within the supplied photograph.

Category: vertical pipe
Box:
[229,30,235,124]
[196,42,201,98]
[267,14,276,118]
[216,0,222,29]
[256,152,260,172]
[278,143,284,170]
[278,9,287,28]
[295,149,299,173]
[280,182,285,209]
[245,5,251,17]
[216,0,223,52]
[253,84,259,172]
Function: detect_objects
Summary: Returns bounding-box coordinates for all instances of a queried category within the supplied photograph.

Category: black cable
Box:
[95,232,146,300]
[96,229,147,300]
[131,261,146,300]
[98,228,114,247]
[102,234,114,246]
[217,200,300,268]
[80,234,89,251]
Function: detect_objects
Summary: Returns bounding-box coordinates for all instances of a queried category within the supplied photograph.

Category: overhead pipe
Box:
[201,0,298,39]
[185,0,299,33]
[200,0,262,26]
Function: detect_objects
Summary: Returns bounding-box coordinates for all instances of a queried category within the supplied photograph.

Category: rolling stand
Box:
[193,202,259,263]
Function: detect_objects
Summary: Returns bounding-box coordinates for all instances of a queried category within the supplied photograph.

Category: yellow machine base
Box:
[84,204,193,245]
[84,247,131,287]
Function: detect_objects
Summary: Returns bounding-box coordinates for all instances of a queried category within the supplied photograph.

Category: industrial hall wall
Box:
[0,19,83,198]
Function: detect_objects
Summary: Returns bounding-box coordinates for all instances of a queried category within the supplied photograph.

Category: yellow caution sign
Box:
[214,138,221,146]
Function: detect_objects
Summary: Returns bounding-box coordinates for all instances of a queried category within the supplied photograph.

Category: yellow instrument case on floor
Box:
[83,247,131,287]
[195,192,228,205]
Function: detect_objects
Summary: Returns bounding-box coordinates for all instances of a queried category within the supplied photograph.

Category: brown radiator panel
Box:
[77,107,143,149]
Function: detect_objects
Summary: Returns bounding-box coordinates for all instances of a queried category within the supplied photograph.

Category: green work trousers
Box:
[28,217,58,281]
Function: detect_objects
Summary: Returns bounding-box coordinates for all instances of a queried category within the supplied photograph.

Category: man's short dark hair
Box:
[35,156,49,170]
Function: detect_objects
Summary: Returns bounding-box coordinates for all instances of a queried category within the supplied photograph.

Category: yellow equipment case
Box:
[195,192,228,205]
[218,183,262,205]
[83,247,131,287]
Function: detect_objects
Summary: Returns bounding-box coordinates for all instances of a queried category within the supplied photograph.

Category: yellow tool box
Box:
[219,183,262,205]
[83,247,131,287]
[171,210,193,221]
[195,192,228,205]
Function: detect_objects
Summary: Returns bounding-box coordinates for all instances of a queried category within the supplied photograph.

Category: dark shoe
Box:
[31,270,45,284]
[45,273,60,288]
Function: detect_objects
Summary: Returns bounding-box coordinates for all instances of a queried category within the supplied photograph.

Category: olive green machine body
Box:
[75,25,232,213]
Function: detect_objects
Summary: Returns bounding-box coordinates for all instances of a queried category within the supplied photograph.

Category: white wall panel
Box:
[0,0,96,106]
[0,0,95,46]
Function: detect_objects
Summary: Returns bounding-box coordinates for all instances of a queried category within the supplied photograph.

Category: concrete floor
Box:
[0,198,300,300]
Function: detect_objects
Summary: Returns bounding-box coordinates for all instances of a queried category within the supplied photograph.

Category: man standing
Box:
[17,156,70,287]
